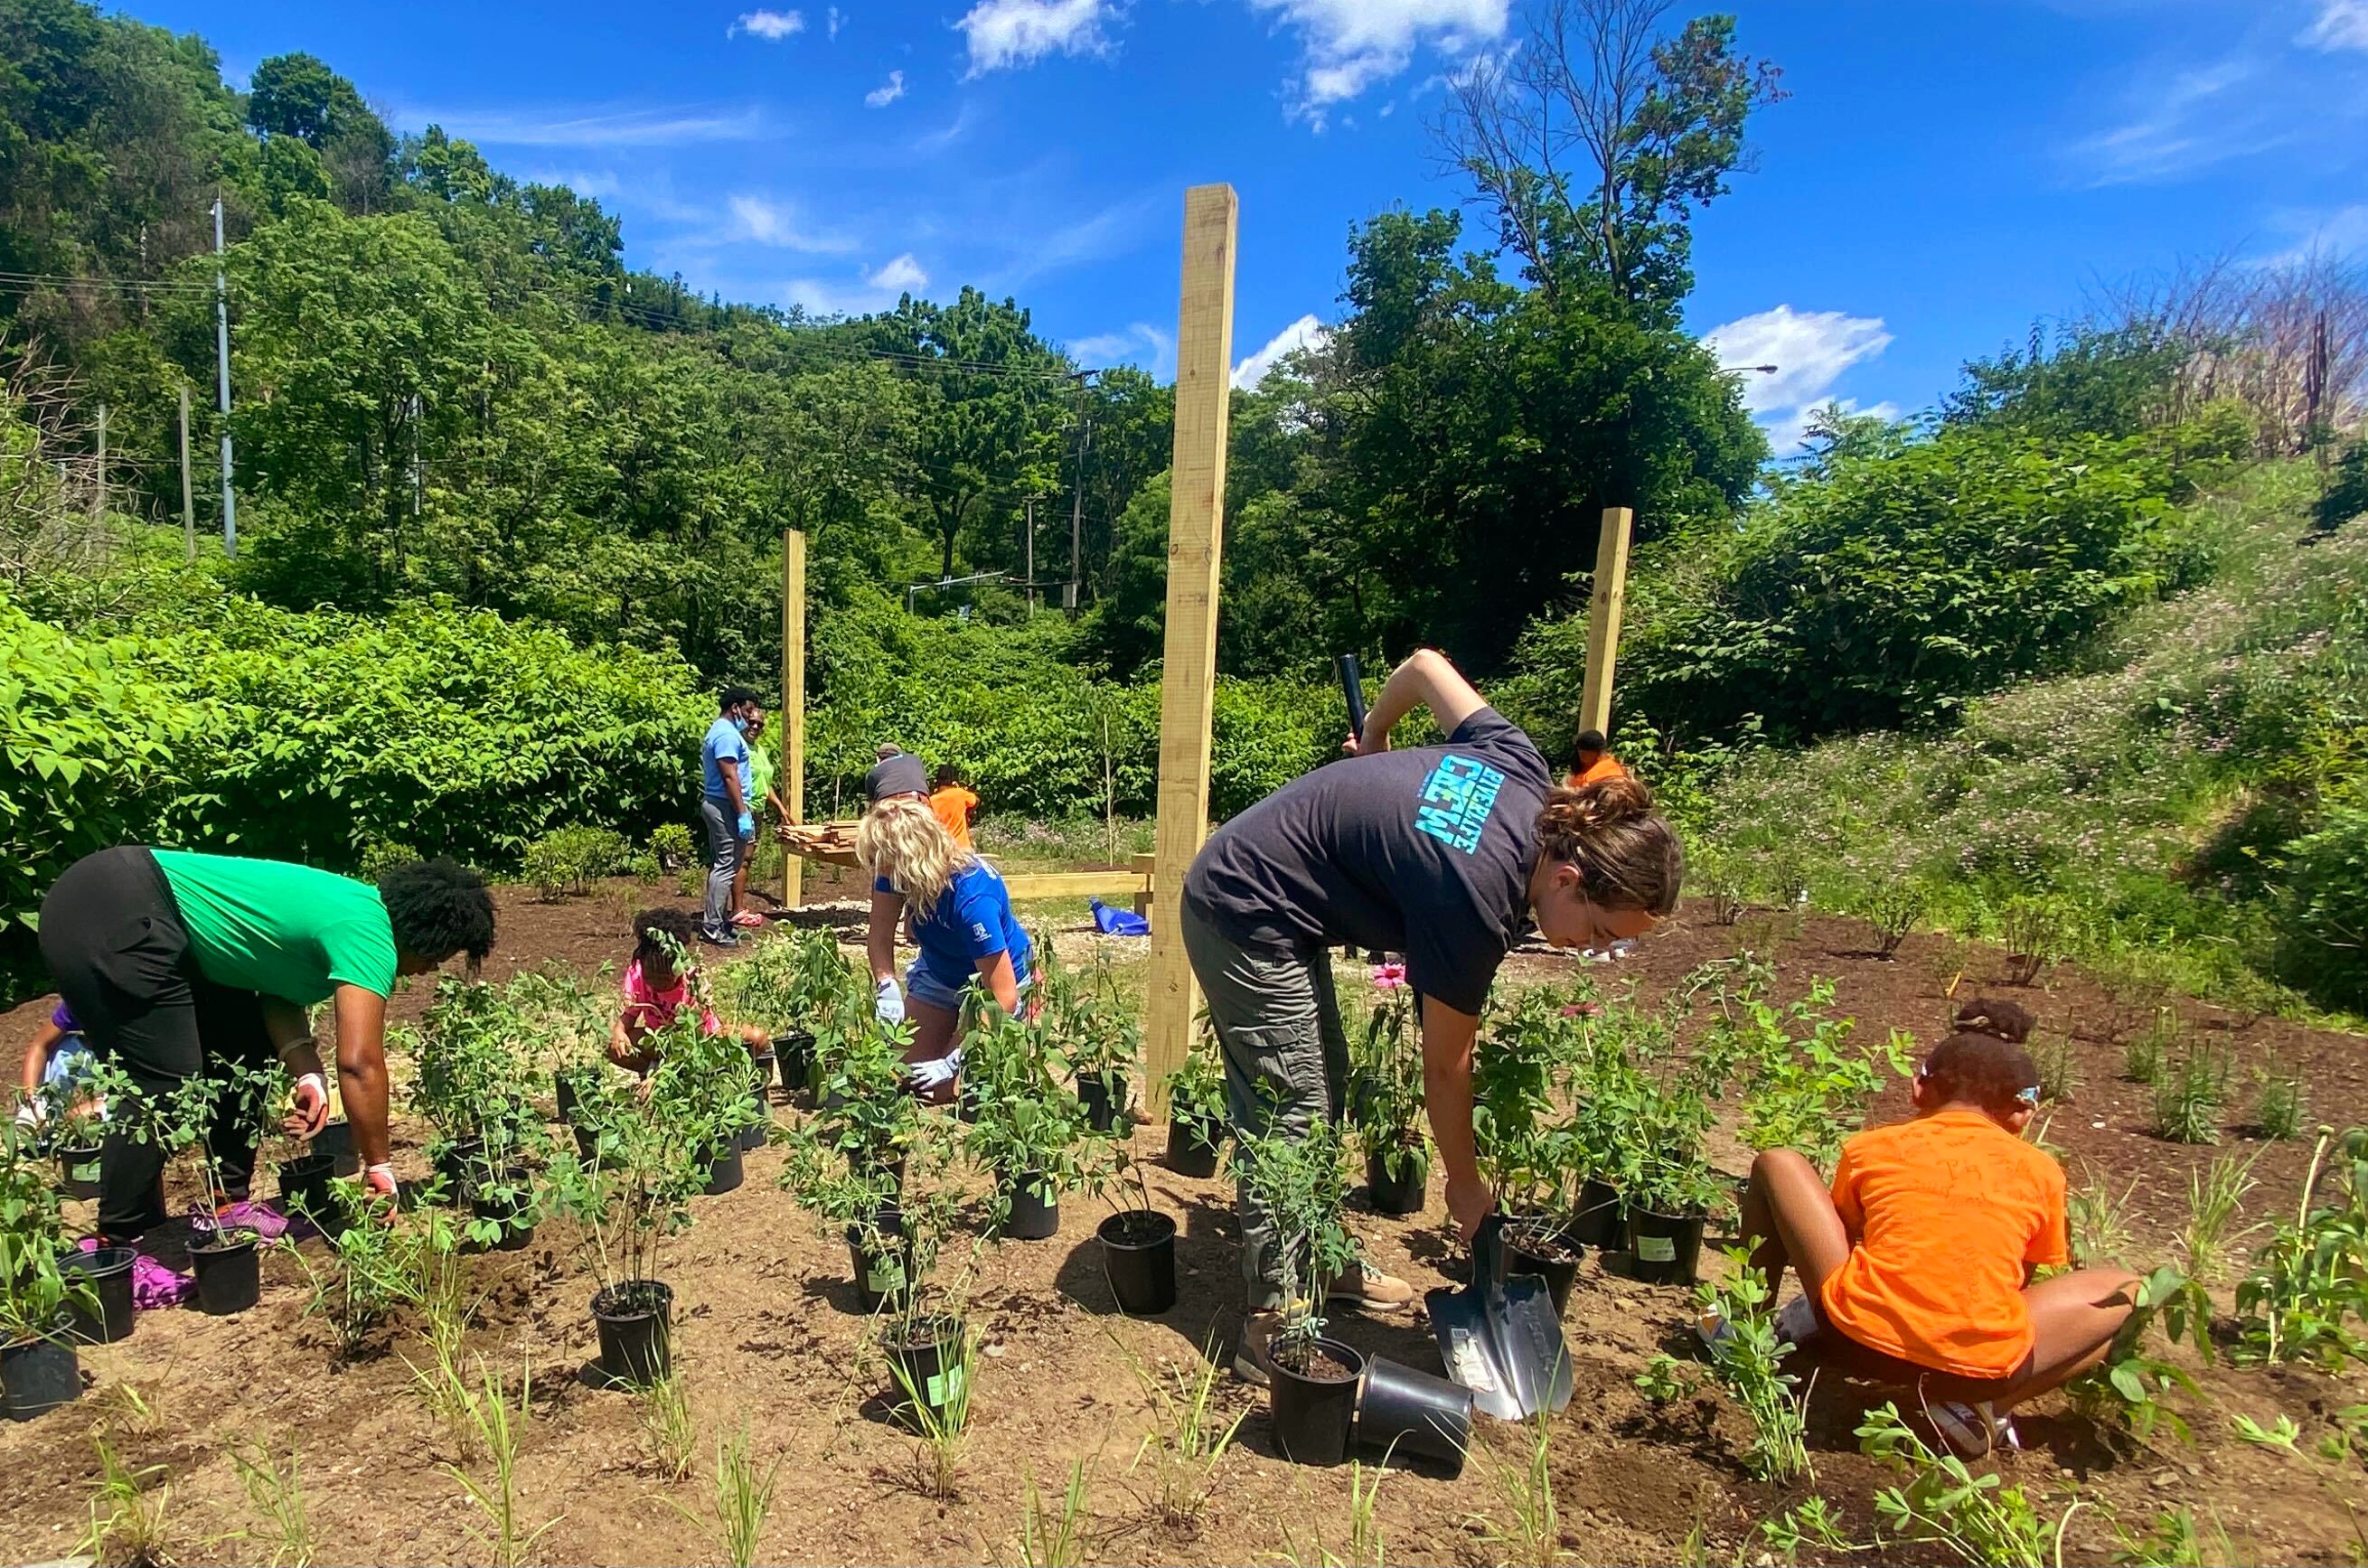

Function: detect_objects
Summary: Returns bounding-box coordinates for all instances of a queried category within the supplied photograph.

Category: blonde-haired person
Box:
[1182,648,1685,1384]
[857,754,1035,1096]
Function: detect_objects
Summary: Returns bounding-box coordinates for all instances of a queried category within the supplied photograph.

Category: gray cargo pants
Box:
[1180,896,1348,1311]
[700,795,742,937]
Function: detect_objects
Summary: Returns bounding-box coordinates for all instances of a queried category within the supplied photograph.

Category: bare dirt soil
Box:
[4,886,2364,1566]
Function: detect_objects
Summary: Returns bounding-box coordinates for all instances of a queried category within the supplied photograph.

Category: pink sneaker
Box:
[731,910,766,929]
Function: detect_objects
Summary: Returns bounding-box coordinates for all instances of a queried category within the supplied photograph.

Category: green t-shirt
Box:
[152,850,399,1003]
[746,742,775,809]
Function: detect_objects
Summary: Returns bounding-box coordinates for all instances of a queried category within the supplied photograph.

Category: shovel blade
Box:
[1425,1216,1574,1422]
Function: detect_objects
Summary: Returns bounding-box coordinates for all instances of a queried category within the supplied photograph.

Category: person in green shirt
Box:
[729,711,786,930]
[37,846,497,1244]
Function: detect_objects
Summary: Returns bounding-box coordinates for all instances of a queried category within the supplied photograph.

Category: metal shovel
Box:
[1424,1213,1574,1421]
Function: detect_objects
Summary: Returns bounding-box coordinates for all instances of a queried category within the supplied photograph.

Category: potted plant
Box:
[961,1003,1107,1241]
[721,928,865,1095]
[409,979,552,1211]
[1347,967,1426,1216]
[1,1133,96,1418]
[1234,1117,1362,1466]
[1617,1079,1728,1288]
[155,1059,284,1315]
[786,1014,936,1304]
[1046,942,1140,1134]
[32,1054,129,1202]
[1096,1152,1178,1316]
[1162,1047,1229,1179]
[1473,989,1589,1311]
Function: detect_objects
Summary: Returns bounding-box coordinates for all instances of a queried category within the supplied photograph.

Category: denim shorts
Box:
[906,959,1032,1013]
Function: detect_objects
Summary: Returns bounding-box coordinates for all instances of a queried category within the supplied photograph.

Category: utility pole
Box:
[1067,417,1091,615]
[178,385,196,561]
[1024,495,1037,615]
[211,194,237,558]
[91,404,106,522]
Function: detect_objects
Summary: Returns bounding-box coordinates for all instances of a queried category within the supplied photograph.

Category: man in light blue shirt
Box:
[699,685,763,946]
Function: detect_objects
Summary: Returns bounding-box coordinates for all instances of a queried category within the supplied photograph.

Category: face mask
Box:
[732,716,748,733]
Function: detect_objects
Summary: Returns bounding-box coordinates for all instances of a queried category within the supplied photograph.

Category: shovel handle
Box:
[1338,654,1368,744]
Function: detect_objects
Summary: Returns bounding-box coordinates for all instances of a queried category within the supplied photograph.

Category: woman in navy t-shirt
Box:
[857,755,1034,1095]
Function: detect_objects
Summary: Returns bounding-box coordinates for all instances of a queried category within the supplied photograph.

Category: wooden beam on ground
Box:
[1000,871,1148,902]
[781,529,807,907]
[1578,505,1634,740]
[1143,183,1238,1117]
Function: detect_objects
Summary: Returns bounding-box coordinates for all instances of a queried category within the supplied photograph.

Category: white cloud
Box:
[1232,314,1328,390]
[731,9,805,40]
[2307,0,2368,51]
[1700,305,1893,453]
[866,70,907,108]
[2073,55,2279,184]
[958,0,1113,77]
[1070,322,1176,380]
[827,5,844,40]
[1244,0,1508,116]
[2257,202,2368,267]
[786,253,931,316]
[725,194,858,252]
[404,104,763,147]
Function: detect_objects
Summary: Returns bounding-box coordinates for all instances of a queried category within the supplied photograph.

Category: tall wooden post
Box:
[91,404,106,522]
[1579,505,1634,739]
[779,529,807,910]
[1143,184,1238,1115]
[177,385,196,561]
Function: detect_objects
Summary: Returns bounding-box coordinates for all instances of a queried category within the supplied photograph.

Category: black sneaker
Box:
[698,927,739,949]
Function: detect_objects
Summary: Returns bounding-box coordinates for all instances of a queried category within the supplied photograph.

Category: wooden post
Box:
[780,530,807,910]
[91,403,106,522]
[1578,505,1634,739]
[1143,184,1238,1116]
[177,385,196,561]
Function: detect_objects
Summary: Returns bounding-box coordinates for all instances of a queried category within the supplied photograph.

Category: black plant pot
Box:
[64,1248,136,1345]
[315,1118,360,1178]
[885,1311,968,1429]
[469,1169,535,1253]
[434,1137,485,1201]
[1001,1171,1059,1240]
[848,1206,912,1314]
[773,1031,814,1090]
[1097,1210,1178,1315]
[1364,1147,1426,1216]
[955,1080,982,1125]
[1565,1178,1625,1251]
[1355,1355,1471,1472]
[572,1123,602,1164]
[1500,1218,1582,1317]
[1624,1207,1707,1287]
[554,1071,582,1122]
[190,1229,261,1316]
[1,1322,80,1421]
[700,1142,746,1197]
[1076,1071,1128,1134]
[56,1144,102,1201]
[592,1280,673,1387]
[1269,1337,1364,1466]
[1166,1113,1223,1178]
[277,1152,338,1224]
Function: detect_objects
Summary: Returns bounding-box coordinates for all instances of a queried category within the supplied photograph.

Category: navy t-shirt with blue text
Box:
[876,859,1036,994]
[1182,706,1550,1015]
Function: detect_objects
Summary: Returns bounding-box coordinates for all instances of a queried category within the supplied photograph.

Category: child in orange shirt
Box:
[1734,998,2138,1455]
[929,765,979,850]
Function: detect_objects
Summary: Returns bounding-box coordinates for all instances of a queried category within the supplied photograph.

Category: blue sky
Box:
[129,0,2368,449]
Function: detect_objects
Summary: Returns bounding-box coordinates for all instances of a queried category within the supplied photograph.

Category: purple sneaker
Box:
[130,1253,195,1309]
[203,1199,292,1242]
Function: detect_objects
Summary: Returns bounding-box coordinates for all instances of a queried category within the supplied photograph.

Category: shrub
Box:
[522,824,633,900]
[2277,805,2368,1009]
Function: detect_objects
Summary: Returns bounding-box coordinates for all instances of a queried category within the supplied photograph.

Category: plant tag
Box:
[867,1259,907,1293]
[926,1366,966,1408]
[1446,1326,1499,1394]
[1637,1235,1677,1263]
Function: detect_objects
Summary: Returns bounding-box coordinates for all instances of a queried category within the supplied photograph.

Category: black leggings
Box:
[38,847,274,1242]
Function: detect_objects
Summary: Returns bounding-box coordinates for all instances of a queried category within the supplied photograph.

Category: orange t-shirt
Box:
[929,785,978,848]
[1818,1111,2069,1379]
[1565,754,1626,790]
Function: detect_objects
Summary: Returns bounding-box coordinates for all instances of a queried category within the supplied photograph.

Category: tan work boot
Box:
[1326,1261,1417,1318]
[1233,1309,1283,1387]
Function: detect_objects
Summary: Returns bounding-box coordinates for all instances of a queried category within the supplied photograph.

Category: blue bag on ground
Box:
[1090,898,1150,937]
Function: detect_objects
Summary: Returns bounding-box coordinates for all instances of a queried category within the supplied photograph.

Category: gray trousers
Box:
[1180,897,1348,1310]
[700,795,743,935]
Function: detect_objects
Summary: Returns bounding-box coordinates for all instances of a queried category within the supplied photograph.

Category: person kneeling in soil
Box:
[39,849,497,1239]
[856,754,1034,1102]
[14,1000,100,1136]
[1181,648,1686,1383]
[1732,997,2138,1457]
[609,907,769,1074]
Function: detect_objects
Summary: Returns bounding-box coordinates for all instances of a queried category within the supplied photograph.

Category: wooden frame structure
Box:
[1142,184,1239,1115]
[1579,505,1633,739]
[779,529,807,908]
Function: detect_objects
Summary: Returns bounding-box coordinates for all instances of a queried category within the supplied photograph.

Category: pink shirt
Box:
[620,958,722,1039]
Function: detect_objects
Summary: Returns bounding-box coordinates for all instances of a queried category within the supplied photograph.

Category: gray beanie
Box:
[865,752,928,803]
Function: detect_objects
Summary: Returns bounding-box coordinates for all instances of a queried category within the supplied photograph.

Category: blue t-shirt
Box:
[876,860,1034,994]
[701,717,750,802]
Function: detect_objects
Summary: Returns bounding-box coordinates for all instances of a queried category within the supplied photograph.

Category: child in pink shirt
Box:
[609,907,766,1072]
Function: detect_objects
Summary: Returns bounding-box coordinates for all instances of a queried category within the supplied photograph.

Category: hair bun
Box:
[1543,774,1655,833]
[1952,996,2034,1044]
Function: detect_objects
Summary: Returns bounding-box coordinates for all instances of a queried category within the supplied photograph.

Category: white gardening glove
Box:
[873,976,906,1026]
[13,1101,40,1131]
[905,1048,963,1093]
[284,1072,330,1138]
[362,1163,399,1211]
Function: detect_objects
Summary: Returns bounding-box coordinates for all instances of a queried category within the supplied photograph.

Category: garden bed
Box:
[2,886,2364,1565]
